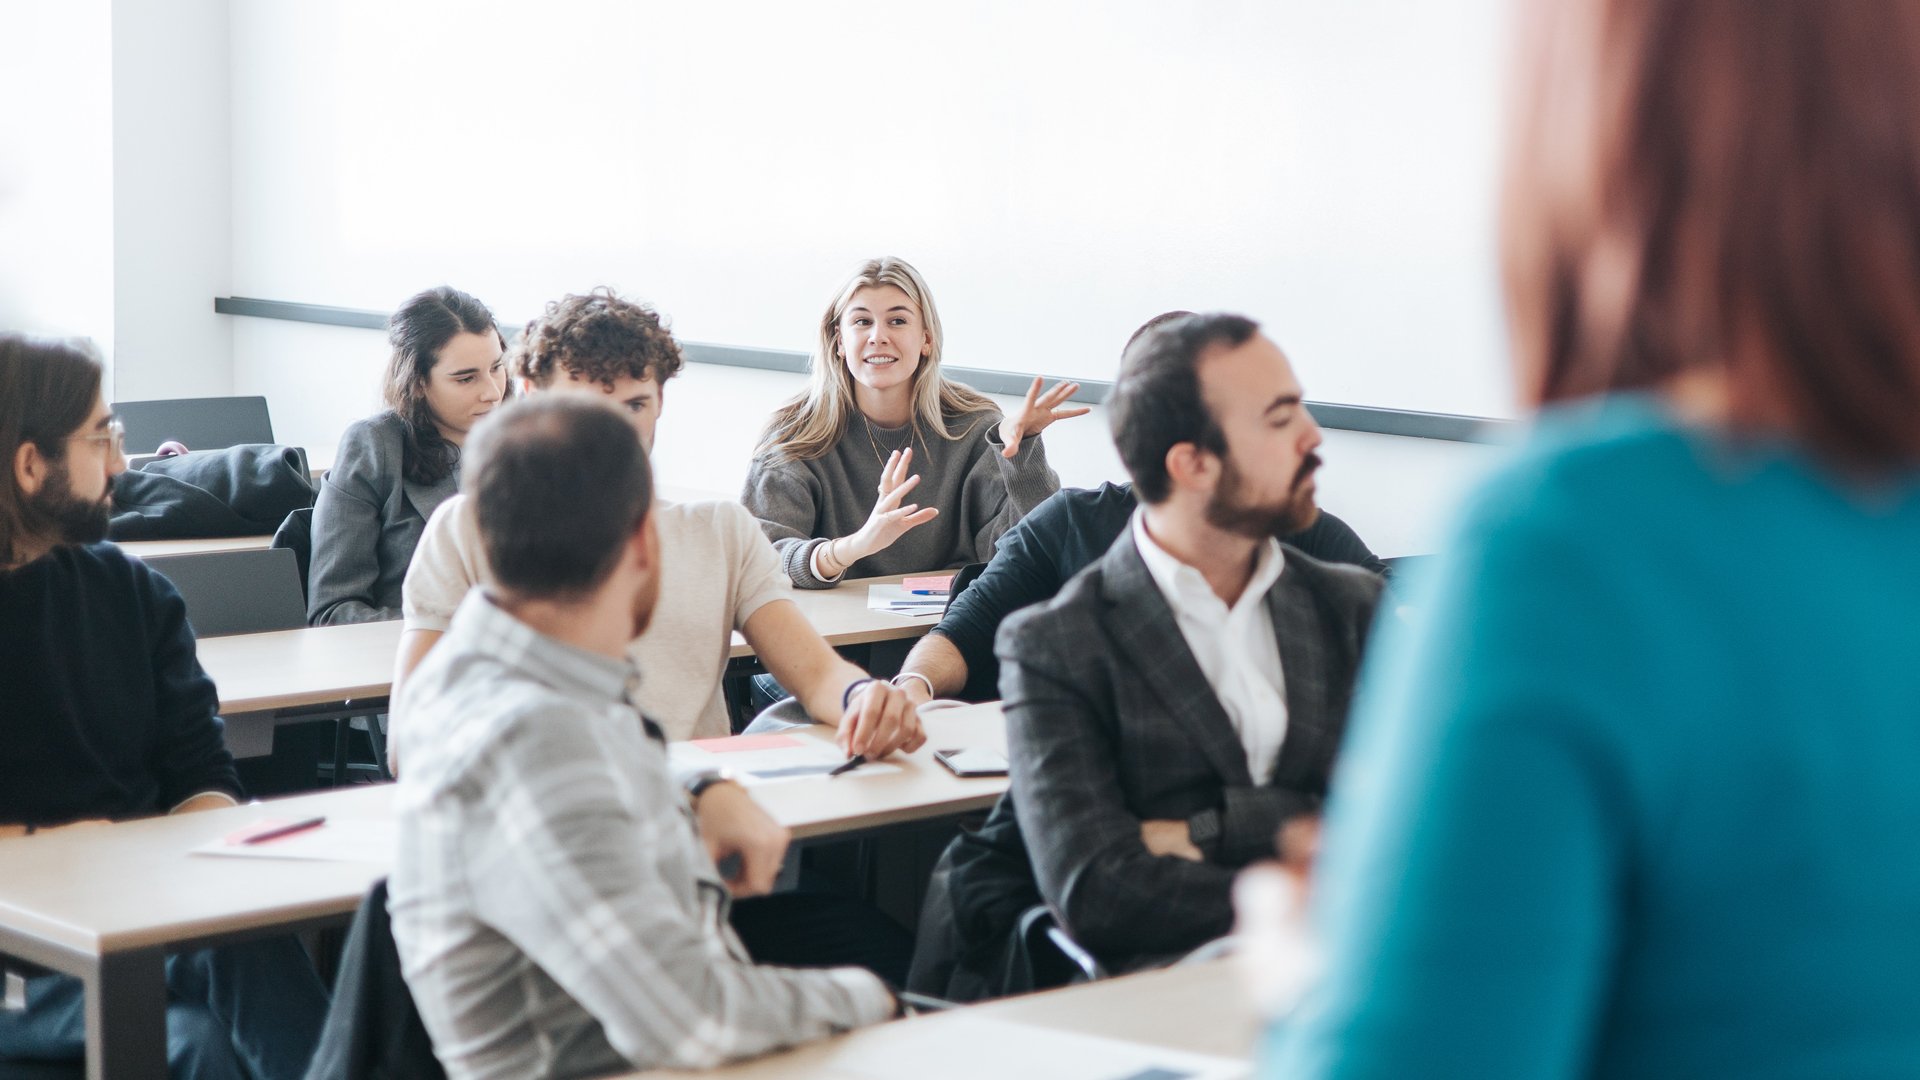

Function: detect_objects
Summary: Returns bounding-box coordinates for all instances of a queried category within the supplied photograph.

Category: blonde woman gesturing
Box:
[744,257,1082,588]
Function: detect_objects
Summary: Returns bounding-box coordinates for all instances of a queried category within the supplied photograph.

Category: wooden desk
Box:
[0,786,393,1079]
[117,534,274,559]
[197,575,944,714]
[627,958,1261,1078]
[729,702,1006,841]
[728,574,943,659]
[199,620,401,714]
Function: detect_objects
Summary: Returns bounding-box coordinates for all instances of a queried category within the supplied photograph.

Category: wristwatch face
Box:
[1189,810,1221,849]
[687,770,734,799]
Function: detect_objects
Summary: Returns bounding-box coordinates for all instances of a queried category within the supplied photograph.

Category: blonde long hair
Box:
[755,257,997,464]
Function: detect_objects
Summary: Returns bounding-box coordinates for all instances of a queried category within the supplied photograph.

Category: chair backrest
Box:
[143,547,307,636]
[116,396,274,455]
[271,506,316,604]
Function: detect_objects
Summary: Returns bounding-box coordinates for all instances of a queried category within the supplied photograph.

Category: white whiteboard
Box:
[231,0,1515,418]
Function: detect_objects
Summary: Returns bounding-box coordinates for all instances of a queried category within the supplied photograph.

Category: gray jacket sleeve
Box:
[961,424,1061,564]
[309,416,402,625]
[740,456,836,590]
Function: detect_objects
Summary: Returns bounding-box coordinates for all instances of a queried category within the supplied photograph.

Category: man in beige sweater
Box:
[392,288,921,760]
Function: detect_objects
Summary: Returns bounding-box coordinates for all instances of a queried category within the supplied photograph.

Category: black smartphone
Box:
[934,747,1009,777]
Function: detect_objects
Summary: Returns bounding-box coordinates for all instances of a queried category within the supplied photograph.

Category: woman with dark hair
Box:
[308,285,506,625]
[1258,2,1920,1076]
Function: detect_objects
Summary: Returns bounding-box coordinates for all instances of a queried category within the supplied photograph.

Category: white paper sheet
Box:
[865,584,948,617]
[191,818,397,862]
[669,742,903,786]
[820,1013,1250,1080]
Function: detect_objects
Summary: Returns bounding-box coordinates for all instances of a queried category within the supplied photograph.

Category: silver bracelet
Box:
[890,672,936,699]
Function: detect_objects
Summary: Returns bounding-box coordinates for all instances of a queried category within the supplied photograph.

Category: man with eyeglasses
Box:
[0,335,328,1079]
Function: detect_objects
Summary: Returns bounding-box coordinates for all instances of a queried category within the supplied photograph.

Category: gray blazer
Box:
[995,528,1383,972]
[308,411,458,626]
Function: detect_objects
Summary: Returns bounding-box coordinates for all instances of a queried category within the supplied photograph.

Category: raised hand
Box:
[831,447,941,572]
[999,377,1092,458]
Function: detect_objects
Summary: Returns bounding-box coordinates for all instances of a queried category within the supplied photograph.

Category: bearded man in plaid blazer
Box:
[916,313,1384,989]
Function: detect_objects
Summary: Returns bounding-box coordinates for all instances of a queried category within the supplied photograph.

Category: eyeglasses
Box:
[69,418,126,457]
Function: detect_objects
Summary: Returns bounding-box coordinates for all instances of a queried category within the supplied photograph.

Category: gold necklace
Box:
[860,414,914,468]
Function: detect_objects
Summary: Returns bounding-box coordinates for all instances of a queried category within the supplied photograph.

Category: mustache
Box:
[1293,453,1323,488]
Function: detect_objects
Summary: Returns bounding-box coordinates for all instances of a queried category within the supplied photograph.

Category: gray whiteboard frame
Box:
[215,295,1509,443]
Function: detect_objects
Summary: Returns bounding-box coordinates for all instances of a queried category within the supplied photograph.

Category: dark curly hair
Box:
[383,285,506,486]
[511,288,686,392]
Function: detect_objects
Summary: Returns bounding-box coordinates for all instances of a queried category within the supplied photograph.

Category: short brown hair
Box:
[511,288,685,391]
[1504,1,1920,469]
[466,395,653,600]
[0,336,103,565]
[1110,313,1256,504]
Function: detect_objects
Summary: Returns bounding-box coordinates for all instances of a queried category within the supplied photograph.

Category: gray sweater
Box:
[309,410,460,625]
[742,408,1061,588]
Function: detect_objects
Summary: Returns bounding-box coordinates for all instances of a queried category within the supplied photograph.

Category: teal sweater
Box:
[1269,396,1920,1078]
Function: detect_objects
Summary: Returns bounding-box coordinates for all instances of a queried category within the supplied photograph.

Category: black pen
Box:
[242,816,327,844]
[827,755,866,778]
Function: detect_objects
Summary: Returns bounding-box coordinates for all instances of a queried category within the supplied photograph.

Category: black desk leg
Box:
[86,947,168,1080]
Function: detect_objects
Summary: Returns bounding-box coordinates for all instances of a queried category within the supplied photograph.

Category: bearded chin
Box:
[1204,460,1319,540]
[62,499,112,544]
[27,465,113,546]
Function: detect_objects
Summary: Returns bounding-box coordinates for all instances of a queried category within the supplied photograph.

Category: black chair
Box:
[302,880,445,1080]
[142,548,305,637]
[271,507,316,605]
[0,1060,85,1079]
[116,396,274,455]
[142,548,386,787]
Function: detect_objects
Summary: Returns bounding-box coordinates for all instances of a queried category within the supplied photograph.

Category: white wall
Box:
[226,0,1514,419]
[68,0,1513,554]
[0,1,116,359]
[109,0,235,402]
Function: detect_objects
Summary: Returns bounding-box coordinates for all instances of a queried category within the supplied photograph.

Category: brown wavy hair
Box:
[1504,0,1920,469]
[0,336,103,566]
[382,286,507,486]
[510,288,685,391]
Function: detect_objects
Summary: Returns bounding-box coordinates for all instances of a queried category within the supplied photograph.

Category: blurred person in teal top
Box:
[1257,2,1920,1077]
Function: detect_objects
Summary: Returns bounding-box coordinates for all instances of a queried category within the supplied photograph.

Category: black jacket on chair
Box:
[303,880,444,1080]
[109,445,315,540]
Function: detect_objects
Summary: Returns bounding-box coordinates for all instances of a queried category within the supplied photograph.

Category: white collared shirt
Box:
[1131,510,1289,784]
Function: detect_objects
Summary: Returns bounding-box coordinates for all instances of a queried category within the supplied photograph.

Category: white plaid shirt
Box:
[388,592,893,1080]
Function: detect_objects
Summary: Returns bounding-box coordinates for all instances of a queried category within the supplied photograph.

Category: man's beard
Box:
[1204,452,1321,541]
[27,461,113,546]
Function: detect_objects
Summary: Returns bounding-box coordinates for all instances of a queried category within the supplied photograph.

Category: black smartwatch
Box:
[685,770,736,802]
[1187,807,1223,859]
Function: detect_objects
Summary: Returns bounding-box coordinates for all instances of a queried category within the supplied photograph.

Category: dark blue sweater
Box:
[0,543,240,827]
[932,482,1390,700]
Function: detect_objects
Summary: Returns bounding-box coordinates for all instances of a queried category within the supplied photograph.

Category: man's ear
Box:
[626,513,660,575]
[13,441,47,498]
[1163,441,1218,496]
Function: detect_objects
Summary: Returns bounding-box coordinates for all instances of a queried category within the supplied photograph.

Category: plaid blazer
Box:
[994,528,1383,972]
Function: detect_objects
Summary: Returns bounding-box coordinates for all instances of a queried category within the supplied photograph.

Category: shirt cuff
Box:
[805,539,847,585]
[169,790,241,814]
[825,966,899,1028]
[401,608,453,633]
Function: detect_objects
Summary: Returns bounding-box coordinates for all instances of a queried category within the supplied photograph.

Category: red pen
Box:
[239,816,327,844]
